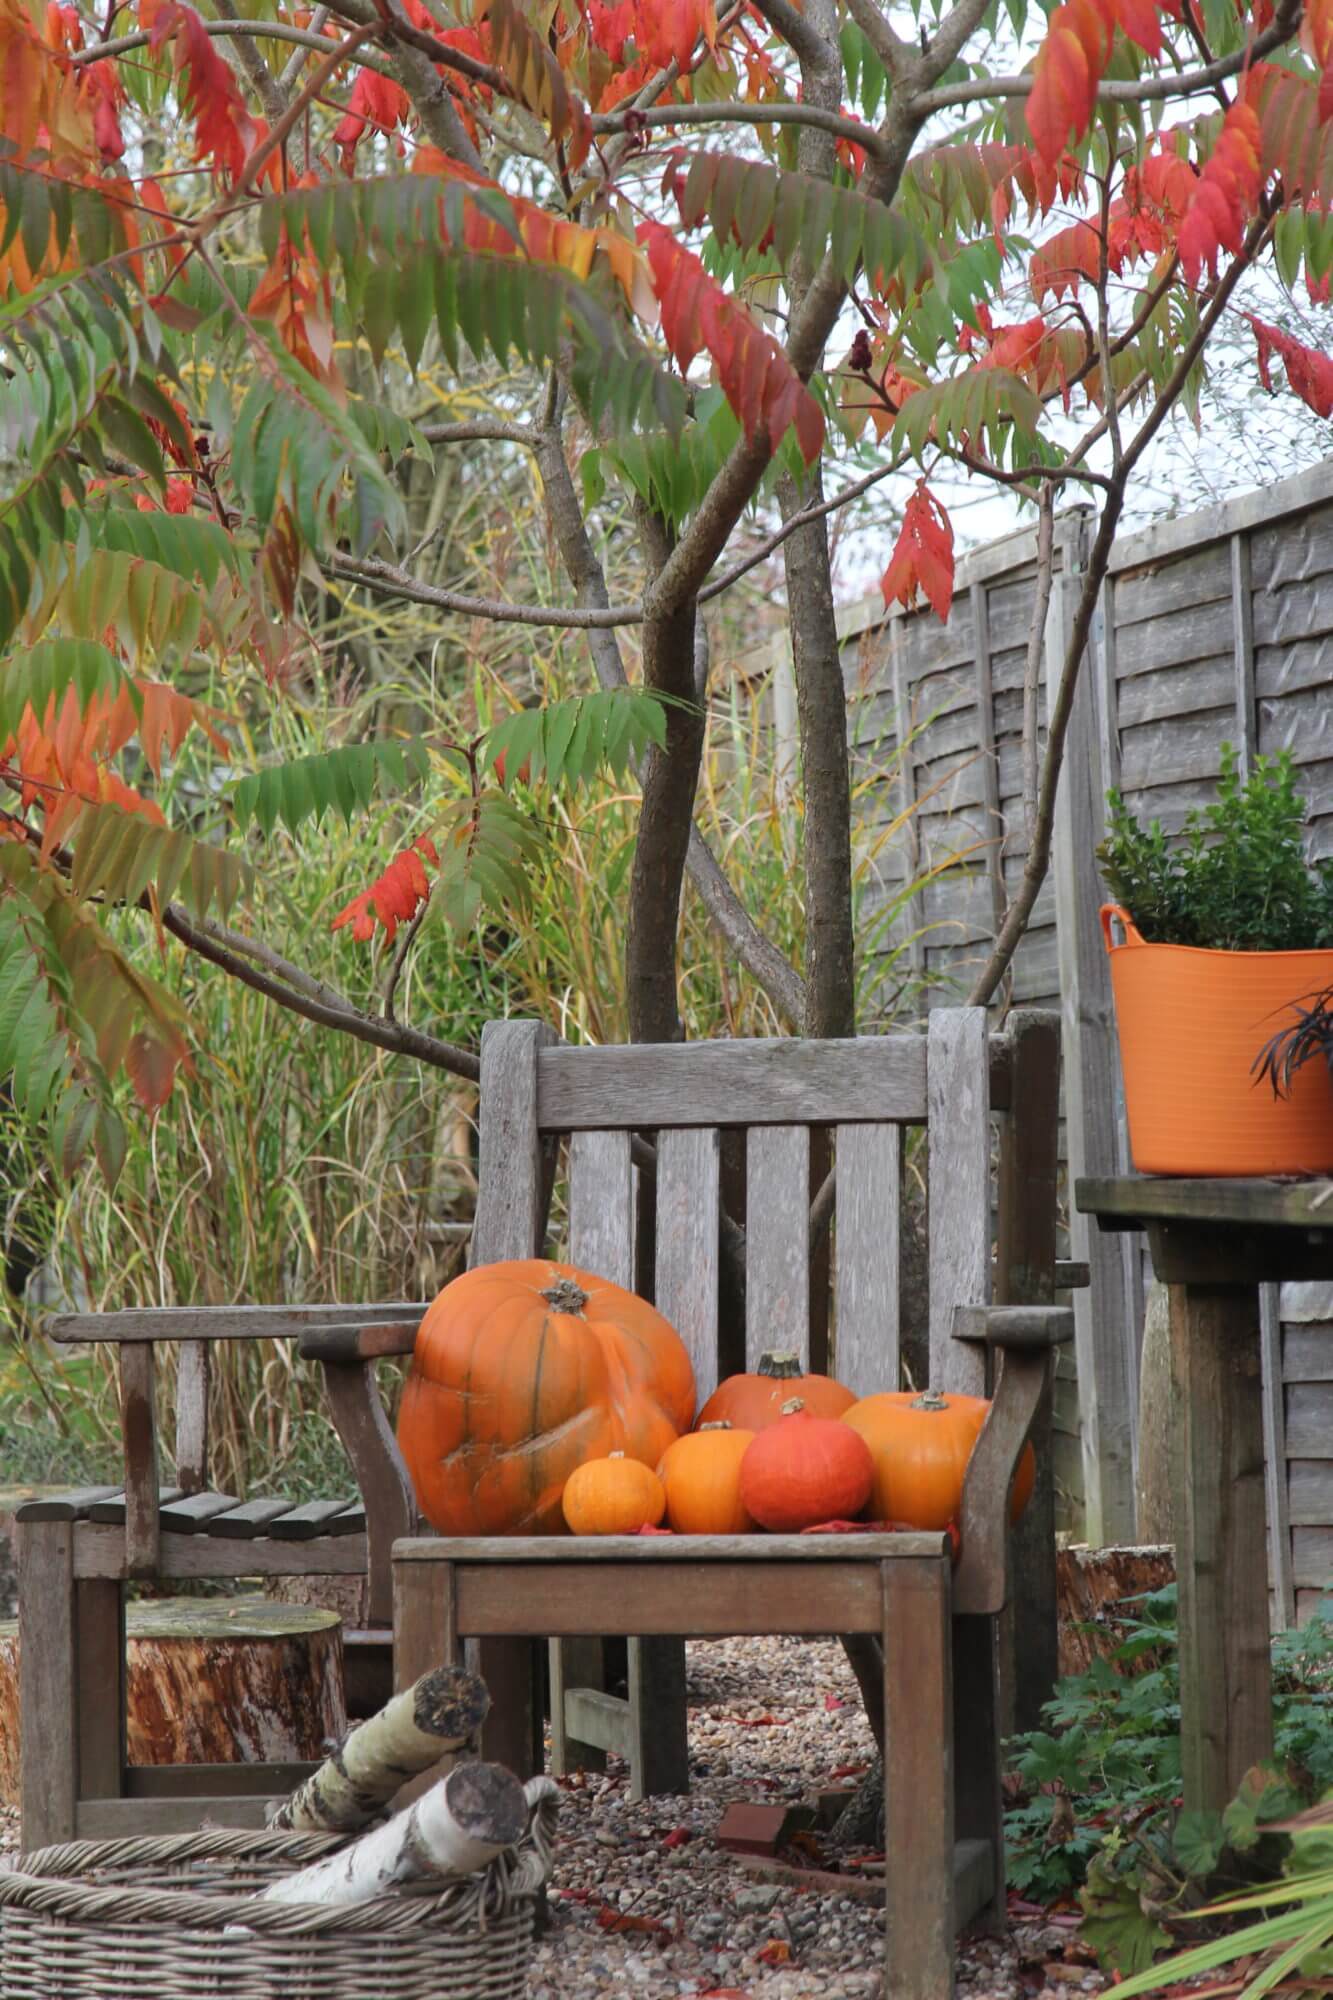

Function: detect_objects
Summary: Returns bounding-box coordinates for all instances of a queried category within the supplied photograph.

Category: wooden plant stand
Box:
[1077,1175,1333,1811]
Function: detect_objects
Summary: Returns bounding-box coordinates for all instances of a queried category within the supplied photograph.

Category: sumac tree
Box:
[0,0,1328,1170]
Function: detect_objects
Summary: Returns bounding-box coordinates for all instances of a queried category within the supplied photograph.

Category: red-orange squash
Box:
[697,1351,856,1431]
[739,1400,874,1532]
[397,1260,696,1536]
[842,1391,1035,1530]
[562,1454,667,1536]
[659,1422,756,1534]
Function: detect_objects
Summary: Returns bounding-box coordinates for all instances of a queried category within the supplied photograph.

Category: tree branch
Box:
[326,551,643,627]
[699,457,905,602]
[77,16,402,81]
[591,98,886,154]
[417,418,535,447]
[748,0,841,70]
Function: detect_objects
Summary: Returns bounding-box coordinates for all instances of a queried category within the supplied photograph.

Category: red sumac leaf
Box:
[331,836,439,943]
[880,483,954,623]
[140,0,255,179]
[638,221,823,461]
[1027,0,1164,164]
[1249,314,1333,417]
[1176,99,1262,284]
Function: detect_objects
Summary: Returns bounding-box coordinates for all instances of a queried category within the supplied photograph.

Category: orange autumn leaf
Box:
[140,0,256,180]
[1027,0,1167,165]
[880,483,955,623]
[250,228,341,391]
[332,67,410,167]
[332,837,439,943]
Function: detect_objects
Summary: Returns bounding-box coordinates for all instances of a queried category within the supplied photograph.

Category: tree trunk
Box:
[269,1663,490,1833]
[0,1593,345,1806]
[1055,1544,1176,1678]
[260,1762,532,1908]
[626,594,704,1043]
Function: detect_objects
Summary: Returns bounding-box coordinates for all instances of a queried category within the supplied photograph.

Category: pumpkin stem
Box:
[609,1451,624,1460]
[699,1420,733,1431]
[757,1351,803,1379]
[541,1276,590,1316]
[911,1391,950,1412]
[780,1397,807,1416]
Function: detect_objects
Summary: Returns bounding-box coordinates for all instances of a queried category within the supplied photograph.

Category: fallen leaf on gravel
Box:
[732,1713,786,1727]
[823,1693,845,1710]
[756,1940,791,1965]
[830,1762,869,1779]
[662,1827,692,1848]
[595,1907,671,1940]
[697,1989,750,1997]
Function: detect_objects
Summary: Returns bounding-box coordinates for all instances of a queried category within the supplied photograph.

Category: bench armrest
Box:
[48,1303,429,1344]
[950,1304,1072,1616]
[301,1326,421,1626]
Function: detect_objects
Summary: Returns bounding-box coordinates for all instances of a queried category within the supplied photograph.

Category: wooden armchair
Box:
[389,1006,1072,1995]
[15,1300,426,1847]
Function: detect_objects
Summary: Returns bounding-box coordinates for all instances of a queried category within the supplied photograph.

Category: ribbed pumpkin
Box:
[659,1422,756,1534]
[697,1351,857,1431]
[739,1399,875,1532]
[398,1259,696,1536]
[562,1453,667,1535]
[842,1391,1036,1530]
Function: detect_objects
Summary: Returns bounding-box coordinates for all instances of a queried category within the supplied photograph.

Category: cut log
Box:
[1055,1543,1176,1679]
[269,1663,490,1833]
[0,1593,345,1806]
[260,1761,528,1908]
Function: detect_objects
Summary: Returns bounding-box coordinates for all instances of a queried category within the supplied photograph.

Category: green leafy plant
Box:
[1098,747,1333,954]
[1004,1588,1333,1977]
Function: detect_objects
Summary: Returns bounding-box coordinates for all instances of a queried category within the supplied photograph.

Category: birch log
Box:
[268,1662,490,1833]
[260,1761,527,1908]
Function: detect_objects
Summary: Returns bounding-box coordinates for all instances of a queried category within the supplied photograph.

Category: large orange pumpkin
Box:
[739,1400,874,1532]
[398,1260,696,1536]
[697,1351,856,1430]
[842,1391,1036,1531]
[659,1422,756,1534]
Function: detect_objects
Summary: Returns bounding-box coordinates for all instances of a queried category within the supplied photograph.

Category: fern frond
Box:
[483,688,671,789]
[231,739,432,837]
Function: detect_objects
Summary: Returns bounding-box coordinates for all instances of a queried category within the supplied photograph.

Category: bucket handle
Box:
[1100,903,1143,951]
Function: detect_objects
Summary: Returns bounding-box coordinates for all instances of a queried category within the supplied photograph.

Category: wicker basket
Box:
[0,1779,557,2000]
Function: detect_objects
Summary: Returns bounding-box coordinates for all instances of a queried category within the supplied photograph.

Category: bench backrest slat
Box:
[568,1130,635,1288]
[536,1036,928,1129]
[927,1009,991,1397]
[654,1126,721,1403]
[744,1125,811,1373]
[833,1122,903,1401]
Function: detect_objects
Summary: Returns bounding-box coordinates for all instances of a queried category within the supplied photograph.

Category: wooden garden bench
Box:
[13,1300,429,1847]
[386,1006,1071,2000]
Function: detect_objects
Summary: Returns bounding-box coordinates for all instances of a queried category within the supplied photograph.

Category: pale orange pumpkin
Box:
[842,1390,1036,1530]
[397,1259,696,1536]
[697,1351,856,1431]
[659,1422,756,1534]
[739,1399,874,1532]
[562,1453,667,1535]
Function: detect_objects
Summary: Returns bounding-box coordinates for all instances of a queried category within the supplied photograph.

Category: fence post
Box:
[1047,513,1138,1546]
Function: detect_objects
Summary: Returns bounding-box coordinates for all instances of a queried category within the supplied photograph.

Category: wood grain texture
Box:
[18,1520,76,1847]
[73,1525,369,1580]
[882,1558,955,2000]
[1079,1178,1333,1231]
[745,1125,810,1369]
[1261,1286,1296,1630]
[50,1303,425,1345]
[454,1562,885,1636]
[472,1019,559,1265]
[655,1126,721,1406]
[954,1347,1049,1618]
[393,1532,946,1561]
[119,1343,160,1579]
[74,1579,124,1801]
[298,1322,420,1363]
[1232,532,1257,774]
[628,1624,688,1799]
[317,1360,417,1626]
[568,1130,635,1284]
[1170,1283,1273,1810]
[393,1553,458,1692]
[834,1122,902,1399]
[928,1009,990,1395]
[549,1636,608,1778]
[173,1342,210,1493]
[951,1615,1003,1931]
[971,580,1009,942]
[537,1036,928,1131]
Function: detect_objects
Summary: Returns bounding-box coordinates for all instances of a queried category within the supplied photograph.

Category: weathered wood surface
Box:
[927,1008,990,1396]
[2,1595,345,1811]
[72,1524,369,1579]
[745,1124,810,1368]
[119,1342,160,1578]
[1079,1177,1333,1232]
[833,1122,902,1399]
[655,1126,721,1405]
[393,1532,945,1561]
[50,1303,425,1344]
[472,1018,556,1265]
[1054,1544,1176,1677]
[1136,1283,1174,1542]
[1170,1284,1273,1810]
[536,1035,929,1130]
[882,1558,956,1998]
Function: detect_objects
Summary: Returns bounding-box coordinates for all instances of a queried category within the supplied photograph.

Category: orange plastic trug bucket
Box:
[1102,904,1333,1176]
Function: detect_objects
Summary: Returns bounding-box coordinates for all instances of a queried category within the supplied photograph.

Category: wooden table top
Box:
[1077,1176,1333,1231]
[392,1531,948,1562]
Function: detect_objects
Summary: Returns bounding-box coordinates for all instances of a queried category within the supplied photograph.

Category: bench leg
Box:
[19,1520,77,1850]
[883,1558,955,2000]
[628,1638,688,1799]
[953,1613,1005,1931]
[393,1554,458,1689]
[478,1640,543,1780]
[550,1638,607,1777]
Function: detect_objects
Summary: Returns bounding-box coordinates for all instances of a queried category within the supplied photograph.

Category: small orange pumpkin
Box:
[562,1453,667,1535]
[697,1351,857,1431]
[739,1399,875,1532]
[659,1422,756,1534]
[842,1390,1036,1531]
[398,1259,696,1536]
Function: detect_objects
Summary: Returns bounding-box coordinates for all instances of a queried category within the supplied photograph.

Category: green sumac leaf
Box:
[0,638,130,743]
[674,154,925,293]
[231,740,430,837]
[483,690,673,791]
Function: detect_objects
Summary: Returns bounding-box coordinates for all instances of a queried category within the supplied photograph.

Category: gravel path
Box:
[0,1639,1109,1997]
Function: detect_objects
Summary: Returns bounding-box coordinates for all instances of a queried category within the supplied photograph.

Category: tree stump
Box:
[0,1594,345,1806]
[1055,1543,1175,1677]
